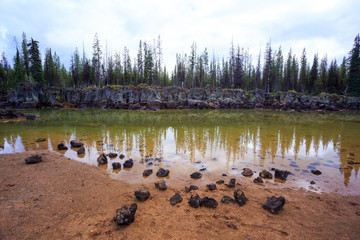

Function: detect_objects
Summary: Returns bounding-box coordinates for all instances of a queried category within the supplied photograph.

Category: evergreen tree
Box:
[92,33,102,87]
[44,48,57,87]
[262,41,272,92]
[14,48,25,87]
[299,48,307,92]
[22,32,30,80]
[338,57,348,93]
[309,53,319,92]
[28,38,44,85]
[284,49,292,91]
[137,40,143,83]
[348,34,360,95]
[327,59,339,93]
[316,55,328,92]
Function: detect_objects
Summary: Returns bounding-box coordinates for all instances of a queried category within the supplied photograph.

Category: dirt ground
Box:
[1,151,360,240]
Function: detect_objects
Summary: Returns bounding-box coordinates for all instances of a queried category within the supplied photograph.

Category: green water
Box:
[1,109,360,194]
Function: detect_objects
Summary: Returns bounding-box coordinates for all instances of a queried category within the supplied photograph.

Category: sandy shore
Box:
[1,151,360,240]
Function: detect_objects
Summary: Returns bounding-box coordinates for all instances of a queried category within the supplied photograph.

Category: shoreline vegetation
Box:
[1,150,360,239]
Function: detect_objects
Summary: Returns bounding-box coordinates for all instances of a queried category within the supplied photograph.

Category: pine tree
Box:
[348,34,360,95]
[284,49,292,91]
[262,41,272,92]
[14,48,25,87]
[299,48,307,93]
[338,57,347,92]
[28,38,44,85]
[22,32,30,80]
[327,59,339,93]
[309,53,319,92]
[92,33,102,87]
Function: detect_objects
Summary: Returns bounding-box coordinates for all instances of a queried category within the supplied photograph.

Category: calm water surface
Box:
[1,109,360,194]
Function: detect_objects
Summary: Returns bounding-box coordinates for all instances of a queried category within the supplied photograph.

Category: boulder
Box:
[170,193,183,206]
[185,185,199,193]
[234,190,247,206]
[112,162,121,170]
[206,183,216,191]
[134,188,150,202]
[143,169,153,177]
[115,203,138,225]
[190,172,202,179]
[77,146,85,154]
[200,197,218,208]
[119,154,125,159]
[70,140,83,148]
[25,114,37,120]
[221,196,235,204]
[154,180,167,191]
[57,143,68,150]
[97,153,108,164]
[107,153,118,158]
[253,177,264,184]
[225,178,236,188]
[188,195,201,208]
[123,159,134,168]
[25,155,42,164]
[259,170,273,179]
[156,168,170,177]
[262,196,285,214]
[241,168,253,176]
[274,169,291,180]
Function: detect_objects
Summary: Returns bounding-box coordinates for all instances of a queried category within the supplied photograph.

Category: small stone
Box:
[310,180,316,185]
[199,168,207,171]
[207,183,216,191]
[190,172,202,179]
[156,168,170,177]
[57,143,68,150]
[35,138,46,142]
[70,140,83,148]
[222,173,227,176]
[112,162,121,170]
[311,170,322,175]
[241,168,253,176]
[97,153,107,164]
[25,155,42,164]
[77,146,85,154]
[170,193,183,206]
[134,189,150,202]
[259,170,273,179]
[115,203,138,225]
[225,178,236,188]
[234,190,247,206]
[107,153,118,158]
[155,180,167,190]
[201,197,218,208]
[274,169,291,180]
[123,159,134,168]
[262,196,285,214]
[143,169,153,177]
[188,195,201,208]
[119,154,125,159]
[221,196,235,204]
[216,180,225,184]
[253,177,263,184]
[185,185,199,193]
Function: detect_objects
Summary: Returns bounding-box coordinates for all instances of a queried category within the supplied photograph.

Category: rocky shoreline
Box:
[1,83,359,111]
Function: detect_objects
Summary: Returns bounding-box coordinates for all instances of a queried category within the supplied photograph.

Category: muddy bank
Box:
[1,83,360,111]
[1,151,360,239]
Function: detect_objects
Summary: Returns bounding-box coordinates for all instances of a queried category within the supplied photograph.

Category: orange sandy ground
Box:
[1,151,360,240]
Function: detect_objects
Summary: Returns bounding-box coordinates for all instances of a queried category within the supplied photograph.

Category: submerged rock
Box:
[274,169,291,180]
[57,143,68,150]
[225,178,236,188]
[134,188,150,202]
[119,154,125,159]
[156,168,170,177]
[123,159,134,168]
[241,168,253,177]
[170,193,183,206]
[112,162,121,170]
[259,170,273,179]
[262,196,286,214]
[185,185,199,193]
[70,140,83,148]
[206,183,217,191]
[143,169,153,177]
[115,203,138,225]
[97,153,108,164]
[77,146,85,154]
[25,155,42,164]
[221,196,235,204]
[201,197,218,208]
[216,180,225,184]
[35,138,46,142]
[155,180,167,190]
[234,190,247,206]
[107,153,118,158]
[311,170,322,175]
[188,195,201,208]
[190,172,202,179]
[25,114,37,120]
[253,177,264,184]
[310,180,316,185]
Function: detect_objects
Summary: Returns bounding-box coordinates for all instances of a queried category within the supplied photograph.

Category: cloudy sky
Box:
[0,0,359,69]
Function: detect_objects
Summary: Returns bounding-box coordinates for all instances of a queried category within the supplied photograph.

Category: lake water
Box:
[1,109,359,194]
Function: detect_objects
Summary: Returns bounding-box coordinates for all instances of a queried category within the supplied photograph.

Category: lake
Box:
[1,109,359,194]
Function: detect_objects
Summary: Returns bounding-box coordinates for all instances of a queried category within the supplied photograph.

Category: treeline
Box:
[0,33,359,96]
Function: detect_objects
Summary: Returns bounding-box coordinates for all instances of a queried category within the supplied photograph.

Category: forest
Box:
[0,33,359,96]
